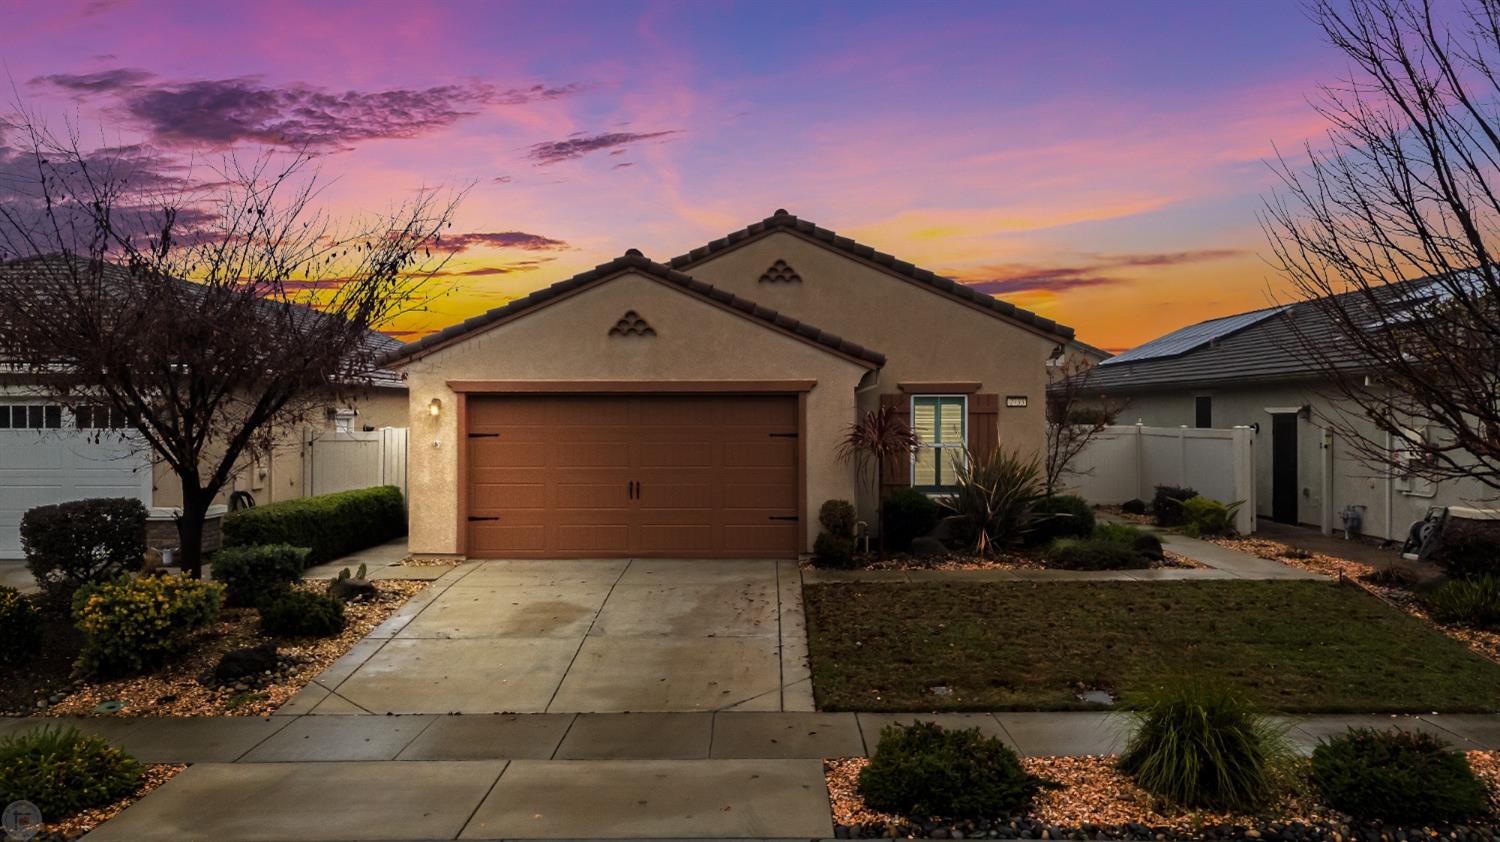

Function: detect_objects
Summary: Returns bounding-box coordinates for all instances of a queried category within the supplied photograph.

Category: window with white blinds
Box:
[911,395,966,491]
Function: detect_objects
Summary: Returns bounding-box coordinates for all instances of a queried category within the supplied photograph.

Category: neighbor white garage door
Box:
[0,427,152,559]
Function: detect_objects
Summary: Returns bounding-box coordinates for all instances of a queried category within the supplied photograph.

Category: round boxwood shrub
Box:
[72,575,224,677]
[1120,682,1286,811]
[1026,495,1095,546]
[858,720,1049,819]
[1044,538,1149,571]
[21,497,147,600]
[211,544,310,608]
[881,488,941,553]
[0,586,41,666]
[0,725,142,819]
[259,589,346,638]
[1310,728,1487,824]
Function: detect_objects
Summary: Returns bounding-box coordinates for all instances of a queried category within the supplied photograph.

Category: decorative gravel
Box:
[33,580,427,717]
[827,752,1500,840]
[1210,535,1500,668]
[38,763,184,840]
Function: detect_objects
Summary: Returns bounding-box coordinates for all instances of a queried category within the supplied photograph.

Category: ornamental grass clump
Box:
[72,575,224,677]
[0,725,141,819]
[1310,728,1487,824]
[1119,681,1288,812]
[858,720,1050,819]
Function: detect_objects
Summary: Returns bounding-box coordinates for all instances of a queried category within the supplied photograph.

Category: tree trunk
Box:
[175,486,212,580]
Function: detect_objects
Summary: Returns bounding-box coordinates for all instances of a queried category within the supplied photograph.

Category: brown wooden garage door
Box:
[465,394,800,558]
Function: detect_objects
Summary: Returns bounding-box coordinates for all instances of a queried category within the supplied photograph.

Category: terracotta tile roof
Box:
[381,251,887,368]
[668,209,1075,341]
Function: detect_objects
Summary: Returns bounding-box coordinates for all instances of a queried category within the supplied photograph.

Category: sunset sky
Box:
[1,0,1348,352]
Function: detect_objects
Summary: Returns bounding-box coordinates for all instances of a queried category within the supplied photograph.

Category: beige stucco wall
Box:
[151,385,410,508]
[681,231,1061,465]
[1114,381,1492,540]
[397,270,871,557]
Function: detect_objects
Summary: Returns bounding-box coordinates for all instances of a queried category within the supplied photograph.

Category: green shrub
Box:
[1151,485,1198,527]
[812,533,857,570]
[1178,496,1242,537]
[1120,681,1287,811]
[858,721,1049,819]
[946,448,1044,555]
[72,575,223,677]
[223,485,405,566]
[0,725,141,819]
[211,544,309,608]
[0,586,41,666]
[818,499,857,538]
[1310,728,1487,824]
[259,589,345,638]
[21,497,147,599]
[1044,538,1150,570]
[881,488,941,552]
[1430,520,1500,580]
[1121,498,1148,516]
[1026,495,1095,546]
[1421,575,1500,630]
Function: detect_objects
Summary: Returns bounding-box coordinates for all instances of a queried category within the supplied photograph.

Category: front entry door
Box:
[1270,413,1299,524]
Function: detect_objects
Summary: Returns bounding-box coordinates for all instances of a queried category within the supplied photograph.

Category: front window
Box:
[911,395,966,492]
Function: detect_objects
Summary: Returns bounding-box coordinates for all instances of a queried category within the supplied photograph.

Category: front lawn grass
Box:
[803,580,1500,713]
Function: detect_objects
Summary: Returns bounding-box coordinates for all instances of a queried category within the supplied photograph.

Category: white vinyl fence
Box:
[1065,425,1257,534]
[304,427,408,500]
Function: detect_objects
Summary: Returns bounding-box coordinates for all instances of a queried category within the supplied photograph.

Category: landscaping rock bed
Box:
[828,754,1500,840]
[11,580,426,717]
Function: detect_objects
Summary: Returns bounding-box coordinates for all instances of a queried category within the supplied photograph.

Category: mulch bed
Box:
[1209,535,1500,669]
[827,753,1500,840]
[7,580,426,718]
[34,763,184,841]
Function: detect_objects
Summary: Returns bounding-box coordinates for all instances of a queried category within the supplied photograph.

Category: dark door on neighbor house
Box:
[1271,413,1299,524]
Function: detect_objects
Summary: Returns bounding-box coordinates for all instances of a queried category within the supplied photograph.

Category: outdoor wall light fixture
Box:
[429,398,442,418]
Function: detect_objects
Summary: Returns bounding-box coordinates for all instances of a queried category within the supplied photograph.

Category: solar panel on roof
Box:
[1100,305,1290,365]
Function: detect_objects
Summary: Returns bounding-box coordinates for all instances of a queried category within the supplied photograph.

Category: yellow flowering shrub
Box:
[71,575,223,677]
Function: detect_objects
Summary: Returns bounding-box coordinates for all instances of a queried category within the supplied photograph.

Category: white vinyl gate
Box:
[0,431,152,558]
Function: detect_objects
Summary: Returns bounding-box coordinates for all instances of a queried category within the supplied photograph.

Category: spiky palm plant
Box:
[945,447,1043,556]
[836,405,920,552]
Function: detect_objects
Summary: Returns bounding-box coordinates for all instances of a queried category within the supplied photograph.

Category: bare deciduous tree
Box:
[0,116,460,577]
[1263,0,1500,493]
[1043,350,1126,496]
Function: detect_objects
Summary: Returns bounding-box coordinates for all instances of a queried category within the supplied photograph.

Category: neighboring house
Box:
[1081,288,1487,541]
[0,255,408,558]
[384,209,1075,560]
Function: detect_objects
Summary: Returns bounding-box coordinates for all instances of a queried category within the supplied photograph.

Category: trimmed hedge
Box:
[223,486,405,566]
[211,544,310,608]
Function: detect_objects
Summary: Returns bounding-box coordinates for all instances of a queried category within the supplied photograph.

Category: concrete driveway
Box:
[287,558,812,714]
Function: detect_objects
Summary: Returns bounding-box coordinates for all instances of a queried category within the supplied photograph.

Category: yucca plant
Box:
[836,405,920,551]
[1119,680,1289,812]
[943,447,1043,555]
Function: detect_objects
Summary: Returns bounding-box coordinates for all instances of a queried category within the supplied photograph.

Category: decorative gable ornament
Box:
[609,310,656,337]
[758,259,802,283]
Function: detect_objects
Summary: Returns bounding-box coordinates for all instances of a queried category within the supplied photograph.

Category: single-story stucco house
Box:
[1080,287,1487,542]
[384,210,1076,559]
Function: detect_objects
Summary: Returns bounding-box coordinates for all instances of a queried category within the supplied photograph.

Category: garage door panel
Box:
[465,395,798,558]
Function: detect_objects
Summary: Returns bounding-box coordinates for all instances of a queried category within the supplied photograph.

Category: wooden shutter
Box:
[879,393,911,497]
[968,393,1000,462]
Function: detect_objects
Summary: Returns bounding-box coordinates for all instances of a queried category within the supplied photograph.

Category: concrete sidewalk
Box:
[47,709,1500,841]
